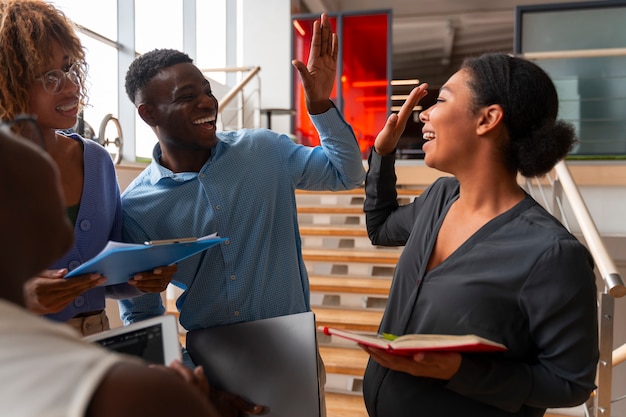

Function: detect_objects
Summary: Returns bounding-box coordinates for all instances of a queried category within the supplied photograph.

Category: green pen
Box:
[378,332,398,341]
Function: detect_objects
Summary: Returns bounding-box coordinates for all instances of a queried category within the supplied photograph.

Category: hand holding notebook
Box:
[320,326,507,355]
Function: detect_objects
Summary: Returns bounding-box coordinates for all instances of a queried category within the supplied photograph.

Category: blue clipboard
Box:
[64,234,226,286]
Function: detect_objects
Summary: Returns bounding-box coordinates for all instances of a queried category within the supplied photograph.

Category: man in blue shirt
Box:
[119,12,364,375]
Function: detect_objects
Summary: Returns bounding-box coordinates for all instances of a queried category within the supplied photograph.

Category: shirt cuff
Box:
[309,105,351,138]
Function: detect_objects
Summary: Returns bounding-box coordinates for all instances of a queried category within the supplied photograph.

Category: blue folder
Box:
[64,234,226,286]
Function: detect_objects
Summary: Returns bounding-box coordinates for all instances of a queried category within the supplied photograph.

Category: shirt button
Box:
[79,219,91,231]
[230,275,236,280]
[225,240,230,245]
[215,205,221,210]
[74,296,86,307]
[234,311,240,317]
[200,174,205,178]
[69,260,81,270]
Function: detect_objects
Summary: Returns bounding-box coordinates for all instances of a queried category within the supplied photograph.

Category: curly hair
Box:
[125,48,193,105]
[0,0,88,121]
[461,53,576,177]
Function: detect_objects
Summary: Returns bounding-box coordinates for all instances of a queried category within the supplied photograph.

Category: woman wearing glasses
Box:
[0,0,175,336]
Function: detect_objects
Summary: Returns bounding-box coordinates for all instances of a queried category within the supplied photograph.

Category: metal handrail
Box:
[524,160,626,417]
[202,66,261,110]
[553,162,626,298]
[524,161,626,297]
[200,67,262,131]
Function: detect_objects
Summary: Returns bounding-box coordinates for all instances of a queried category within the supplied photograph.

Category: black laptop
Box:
[186,312,321,417]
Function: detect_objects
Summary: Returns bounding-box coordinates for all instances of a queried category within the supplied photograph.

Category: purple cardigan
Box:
[46,133,136,322]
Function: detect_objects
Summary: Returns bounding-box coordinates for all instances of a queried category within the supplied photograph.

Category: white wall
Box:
[578,187,626,235]
[238,0,293,135]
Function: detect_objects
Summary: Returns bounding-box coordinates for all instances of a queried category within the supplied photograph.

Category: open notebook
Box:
[186,312,320,417]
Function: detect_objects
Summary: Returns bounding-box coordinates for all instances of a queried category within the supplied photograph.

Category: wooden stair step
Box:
[169,301,384,334]
[319,345,369,376]
[313,306,383,333]
[297,188,367,195]
[394,188,424,196]
[299,224,368,237]
[303,248,400,264]
[309,274,391,295]
[296,188,423,196]
[298,205,364,214]
[543,405,589,417]
[325,391,368,417]
[166,299,179,317]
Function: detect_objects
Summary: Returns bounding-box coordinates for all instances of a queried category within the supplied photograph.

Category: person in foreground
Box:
[0,0,175,336]
[0,127,221,417]
[361,53,599,417]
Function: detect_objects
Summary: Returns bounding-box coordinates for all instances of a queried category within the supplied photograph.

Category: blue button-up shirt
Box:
[119,107,365,333]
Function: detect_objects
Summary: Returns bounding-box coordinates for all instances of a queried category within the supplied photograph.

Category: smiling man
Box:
[118,13,364,416]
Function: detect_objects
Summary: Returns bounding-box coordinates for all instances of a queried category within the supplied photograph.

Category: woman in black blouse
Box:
[362,53,598,417]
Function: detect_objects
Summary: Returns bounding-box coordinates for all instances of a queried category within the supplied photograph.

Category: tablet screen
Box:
[93,322,165,364]
[84,315,181,365]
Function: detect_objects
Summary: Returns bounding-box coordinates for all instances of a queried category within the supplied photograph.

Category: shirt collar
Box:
[148,140,226,185]
[148,142,197,185]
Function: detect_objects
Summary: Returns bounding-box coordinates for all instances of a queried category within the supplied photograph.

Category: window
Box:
[52,0,118,144]
[516,1,626,158]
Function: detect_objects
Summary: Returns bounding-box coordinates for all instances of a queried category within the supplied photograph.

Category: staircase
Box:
[297,187,422,417]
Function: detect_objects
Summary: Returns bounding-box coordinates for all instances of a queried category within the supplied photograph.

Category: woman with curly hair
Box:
[0,0,175,335]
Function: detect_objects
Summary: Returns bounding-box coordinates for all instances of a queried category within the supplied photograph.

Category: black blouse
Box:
[362,150,599,417]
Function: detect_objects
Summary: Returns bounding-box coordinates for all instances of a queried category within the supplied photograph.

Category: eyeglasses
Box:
[36,62,81,95]
[0,115,46,150]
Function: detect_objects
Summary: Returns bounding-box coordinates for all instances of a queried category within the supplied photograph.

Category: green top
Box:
[66,203,80,226]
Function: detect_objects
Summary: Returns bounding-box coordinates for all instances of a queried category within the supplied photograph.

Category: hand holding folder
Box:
[64,233,226,286]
